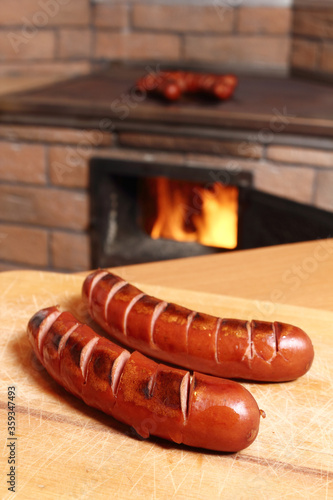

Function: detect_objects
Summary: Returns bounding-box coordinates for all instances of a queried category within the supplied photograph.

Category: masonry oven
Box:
[89,159,333,268]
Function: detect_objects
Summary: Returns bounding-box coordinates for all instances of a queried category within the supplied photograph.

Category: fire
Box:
[144,177,238,249]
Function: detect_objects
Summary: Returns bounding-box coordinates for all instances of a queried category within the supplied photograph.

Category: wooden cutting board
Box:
[0,270,332,499]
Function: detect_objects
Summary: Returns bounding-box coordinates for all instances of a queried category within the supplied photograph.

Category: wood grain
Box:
[0,249,332,498]
[108,239,333,313]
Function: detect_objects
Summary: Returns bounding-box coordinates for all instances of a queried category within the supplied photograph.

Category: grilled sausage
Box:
[27,306,261,452]
[136,73,182,101]
[83,270,314,382]
[180,72,238,99]
[136,71,237,101]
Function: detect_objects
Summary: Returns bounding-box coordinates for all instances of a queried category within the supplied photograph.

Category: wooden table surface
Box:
[0,240,332,499]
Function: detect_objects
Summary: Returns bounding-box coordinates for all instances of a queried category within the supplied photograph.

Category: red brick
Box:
[184,153,315,204]
[49,145,90,188]
[0,261,31,271]
[0,125,113,146]
[237,7,292,35]
[293,8,333,39]
[1,30,56,61]
[0,223,48,266]
[1,0,90,26]
[314,171,333,211]
[95,32,181,61]
[58,29,92,59]
[132,5,234,33]
[320,42,333,73]
[95,147,185,166]
[118,133,263,160]
[0,185,89,230]
[185,153,258,170]
[291,39,319,70]
[267,145,333,167]
[184,36,290,70]
[51,231,90,271]
[252,163,315,203]
[1,0,42,24]
[93,4,129,29]
[49,145,187,188]
[0,61,93,77]
[253,163,315,204]
[0,141,46,184]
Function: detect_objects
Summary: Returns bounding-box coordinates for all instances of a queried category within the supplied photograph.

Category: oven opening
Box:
[90,158,333,269]
[89,159,251,267]
[140,177,239,250]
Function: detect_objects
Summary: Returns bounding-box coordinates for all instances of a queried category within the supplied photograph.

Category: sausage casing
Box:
[83,270,314,382]
[136,71,237,101]
[27,306,261,452]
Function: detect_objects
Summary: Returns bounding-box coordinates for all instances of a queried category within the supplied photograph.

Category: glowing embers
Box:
[142,177,238,249]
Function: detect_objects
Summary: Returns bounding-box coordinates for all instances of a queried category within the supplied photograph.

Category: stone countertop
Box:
[0,75,68,97]
[1,67,333,140]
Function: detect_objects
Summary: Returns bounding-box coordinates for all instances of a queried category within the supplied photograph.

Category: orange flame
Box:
[144,178,238,249]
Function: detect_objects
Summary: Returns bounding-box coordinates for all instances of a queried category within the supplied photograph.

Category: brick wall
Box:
[1,123,333,272]
[0,1,292,77]
[291,4,333,79]
[1,1,331,272]
[0,124,112,272]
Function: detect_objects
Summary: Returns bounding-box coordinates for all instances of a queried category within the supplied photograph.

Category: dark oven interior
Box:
[89,159,333,268]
